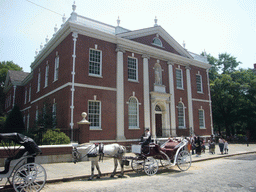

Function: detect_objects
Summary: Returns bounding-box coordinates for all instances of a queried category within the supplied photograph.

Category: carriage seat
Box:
[162,142,179,151]
[0,149,27,174]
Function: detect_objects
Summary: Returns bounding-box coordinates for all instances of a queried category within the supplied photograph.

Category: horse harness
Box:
[87,143,104,161]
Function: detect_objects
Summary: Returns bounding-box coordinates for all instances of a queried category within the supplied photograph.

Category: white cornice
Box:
[30,18,211,73]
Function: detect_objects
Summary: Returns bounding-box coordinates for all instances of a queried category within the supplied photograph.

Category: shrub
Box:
[42,129,70,145]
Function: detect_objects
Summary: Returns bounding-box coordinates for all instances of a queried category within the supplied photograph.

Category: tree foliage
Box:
[208,53,256,140]
[2,104,25,133]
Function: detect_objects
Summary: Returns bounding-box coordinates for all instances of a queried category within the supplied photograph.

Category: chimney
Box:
[254,63,256,69]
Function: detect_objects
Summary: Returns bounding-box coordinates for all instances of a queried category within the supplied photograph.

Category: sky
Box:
[0,0,255,72]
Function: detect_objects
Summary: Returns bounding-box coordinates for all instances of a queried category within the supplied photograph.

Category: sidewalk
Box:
[1,144,256,185]
[43,144,256,183]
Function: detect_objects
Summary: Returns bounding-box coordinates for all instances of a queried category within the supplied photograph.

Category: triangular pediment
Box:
[117,26,193,59]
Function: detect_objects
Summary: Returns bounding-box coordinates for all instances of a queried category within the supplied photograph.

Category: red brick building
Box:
[4,3,213,143]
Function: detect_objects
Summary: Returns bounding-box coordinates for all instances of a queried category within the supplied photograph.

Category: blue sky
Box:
[0,0,255,72]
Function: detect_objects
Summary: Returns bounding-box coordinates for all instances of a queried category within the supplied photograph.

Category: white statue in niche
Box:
[154,64,162,85]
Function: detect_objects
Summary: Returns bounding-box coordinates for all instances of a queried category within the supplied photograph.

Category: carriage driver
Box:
[141,128,151,148]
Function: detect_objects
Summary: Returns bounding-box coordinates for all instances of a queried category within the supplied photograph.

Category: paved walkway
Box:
[1,144,255,186]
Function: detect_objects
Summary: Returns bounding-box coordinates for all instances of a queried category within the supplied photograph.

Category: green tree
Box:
[0,61,23,116]
[2,104,25,133]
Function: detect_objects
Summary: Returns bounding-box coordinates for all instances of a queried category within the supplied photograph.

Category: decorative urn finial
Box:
[72,1,76,12]
[154,16,158,27]
[62,14,66,23]
[117,16,120,26]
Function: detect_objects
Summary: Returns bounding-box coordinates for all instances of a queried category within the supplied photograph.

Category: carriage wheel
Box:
[177,150,191,171]
[131,159,144,173]
[159,151,171,168]
[144,157,158,176]
[13,163,46,192]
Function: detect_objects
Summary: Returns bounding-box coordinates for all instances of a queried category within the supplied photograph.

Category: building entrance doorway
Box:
[155,114,162,137]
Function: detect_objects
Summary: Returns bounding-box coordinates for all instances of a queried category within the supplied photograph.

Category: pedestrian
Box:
[195,136,202,157]
[201,138,206,153]
[209,139,215,154]
[219,137,224,155]
[187,137,192,153]
[224,140,228,154]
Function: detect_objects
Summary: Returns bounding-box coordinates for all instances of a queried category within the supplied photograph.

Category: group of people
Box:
[187,135,229,156]
[140,129,229,156]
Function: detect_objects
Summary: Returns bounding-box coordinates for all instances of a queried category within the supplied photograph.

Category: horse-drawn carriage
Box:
[128,138,191,176]
[0,133,46,192]
[72,137,191,179]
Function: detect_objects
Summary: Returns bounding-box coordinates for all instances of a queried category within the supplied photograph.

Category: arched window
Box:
[128,97,139,128]
[177,102,185,128]
[155,105,162,112]
[152,37,163,47]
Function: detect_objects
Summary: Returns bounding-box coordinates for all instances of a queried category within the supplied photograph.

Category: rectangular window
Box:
[27,113,30,131]
[89,49,102,76]
[28,85,31,102]
[196,75,203,93]
[37,71,41,92]
[128,57,138,81]
[88,101,101,129]
[24,88,27,104]
[199,110,205,128]
[45,65,49,87]
[176,69,183,89]
[52,103,57,128]
[35,108,39,122]
[54,56,59,81]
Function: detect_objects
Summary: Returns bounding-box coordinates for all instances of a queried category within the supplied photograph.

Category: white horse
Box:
[72,143,126,180]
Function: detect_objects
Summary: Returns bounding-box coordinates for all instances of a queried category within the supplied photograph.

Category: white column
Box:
[142,54,151,131]
[168,62,176,136]
[206,68,214,135]
[186,66,194,135]
[70,32,78,142]
[116,46,126,141]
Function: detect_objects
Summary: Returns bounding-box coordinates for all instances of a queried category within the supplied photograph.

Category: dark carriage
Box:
[0,133,46,192]
[129,138,191,176]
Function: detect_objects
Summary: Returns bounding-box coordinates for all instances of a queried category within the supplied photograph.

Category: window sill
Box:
[200,127,206,129]
[90,127,102,131]
[197,91,204,94]
[178,127,186,129]
[89,74,103,78]
[128,79,139,83]
[53,79,58,83]
[128,127,140,130]
[177,87,184,90]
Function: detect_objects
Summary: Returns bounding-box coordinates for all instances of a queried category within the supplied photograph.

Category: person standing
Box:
[219,137,225,155]
[195,136,202,157]
[224,140,229,154]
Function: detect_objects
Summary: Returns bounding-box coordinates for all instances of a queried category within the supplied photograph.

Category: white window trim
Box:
[89,48,102,77]
[28,85,31,102]
[88,100,102,130]
[176,68,184,90]
[199,109,206,129]
[152,37,163,47]
[177,102,186,129]
[54,56,59,82]
[45,64,49,88]
[37,71,41,93]
[128,96,140,129]
[196,74,203,93]
[24,88,27,104]
[128,56,138,82]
